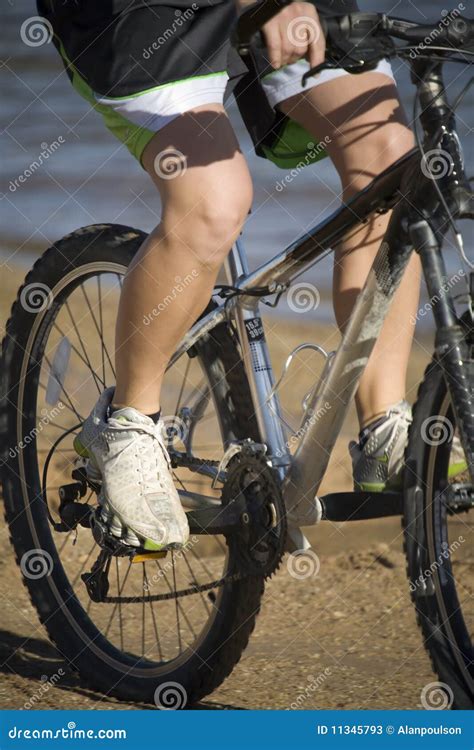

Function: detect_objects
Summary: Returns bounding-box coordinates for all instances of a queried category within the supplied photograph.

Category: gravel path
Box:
[0,516,435,710]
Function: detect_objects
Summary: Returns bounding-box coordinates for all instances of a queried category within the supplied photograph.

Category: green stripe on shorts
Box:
[57,40,155,165]
[56,40,225,165]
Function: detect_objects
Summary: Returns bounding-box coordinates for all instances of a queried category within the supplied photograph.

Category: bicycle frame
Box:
[172,63,473,528]
[172,150,418,524]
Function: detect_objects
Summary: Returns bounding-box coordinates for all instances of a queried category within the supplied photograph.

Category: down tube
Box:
[284,202,414,525]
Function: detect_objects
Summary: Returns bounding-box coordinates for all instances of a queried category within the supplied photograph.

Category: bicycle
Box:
[1,4,473,709]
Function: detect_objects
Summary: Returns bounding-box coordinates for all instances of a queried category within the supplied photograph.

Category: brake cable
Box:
[214,283,287,310]
[41,421,83,530]
[412,68,474,271]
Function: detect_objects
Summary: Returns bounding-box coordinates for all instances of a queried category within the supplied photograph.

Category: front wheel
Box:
[404,334,474,708]
[0,224,264,706]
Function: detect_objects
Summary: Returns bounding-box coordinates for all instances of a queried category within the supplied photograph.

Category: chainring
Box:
[221,449,287,578]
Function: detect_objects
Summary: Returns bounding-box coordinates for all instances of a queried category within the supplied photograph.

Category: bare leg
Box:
[113,106,253,414]
[279,72,421,428]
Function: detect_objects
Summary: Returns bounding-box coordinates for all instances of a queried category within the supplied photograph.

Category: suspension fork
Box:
[410,60,474,477]
[410,218,474,477]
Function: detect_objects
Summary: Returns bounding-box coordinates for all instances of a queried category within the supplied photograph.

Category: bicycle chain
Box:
[171,453,221,469]
[103,571,243,603]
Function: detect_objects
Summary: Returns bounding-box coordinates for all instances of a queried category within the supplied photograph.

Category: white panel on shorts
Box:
[94,73,229,132]
[261,59,395,109]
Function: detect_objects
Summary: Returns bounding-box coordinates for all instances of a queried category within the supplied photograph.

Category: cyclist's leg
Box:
[40,0,252,546]
[39,0,248,414]
[277,71,420,428]
[114,106,253,413]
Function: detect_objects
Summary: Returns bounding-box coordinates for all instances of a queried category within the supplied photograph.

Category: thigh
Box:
[40,0,236,165]
[278,71,414,191]
[141,103,252,214]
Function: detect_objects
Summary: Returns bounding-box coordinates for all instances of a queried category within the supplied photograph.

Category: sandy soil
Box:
[0,262,441,710]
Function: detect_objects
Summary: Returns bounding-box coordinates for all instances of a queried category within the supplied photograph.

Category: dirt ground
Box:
[0,263,440,710]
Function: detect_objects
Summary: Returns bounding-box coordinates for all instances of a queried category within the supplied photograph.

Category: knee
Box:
[340,126,415,199]
[164,181,253,271]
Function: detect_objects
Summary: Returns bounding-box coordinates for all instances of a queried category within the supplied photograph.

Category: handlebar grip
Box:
[232,0,293,51]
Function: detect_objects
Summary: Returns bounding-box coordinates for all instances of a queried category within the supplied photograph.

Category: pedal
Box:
[131,551,168,563]
[89,507,167,559]
[90,507,137,557]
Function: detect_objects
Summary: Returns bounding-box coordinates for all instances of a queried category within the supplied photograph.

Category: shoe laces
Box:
[107,417,172,493]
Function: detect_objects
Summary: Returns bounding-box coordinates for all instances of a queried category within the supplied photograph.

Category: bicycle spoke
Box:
[39,369,83,423]
[104,561,132,639]
[171,552,183,654]
[182,551,211,616]
[143,566,163,661]
[154,559,196,647]
[141,564,146,658]
[80,283,116,379]
[97,276,107,387]
[175,357,191,417]
[116,557,124,652]
[60,305,104,393]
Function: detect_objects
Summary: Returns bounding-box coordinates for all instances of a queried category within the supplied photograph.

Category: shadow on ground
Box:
[0,629,243,710]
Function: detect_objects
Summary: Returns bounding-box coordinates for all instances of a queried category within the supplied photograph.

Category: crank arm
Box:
[186,496,247,535]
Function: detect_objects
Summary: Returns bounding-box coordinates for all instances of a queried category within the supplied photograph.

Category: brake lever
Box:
[302,56,380,86]
[302,59,340,86]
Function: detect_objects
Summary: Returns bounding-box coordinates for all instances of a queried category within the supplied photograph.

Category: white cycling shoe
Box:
[350,400,468,492]
[74,389,189,550]
[350,401,412,492]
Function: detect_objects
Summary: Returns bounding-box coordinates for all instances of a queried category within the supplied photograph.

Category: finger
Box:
[263,24,282,69]
[280,25,297,66]
[286,13,314,63]
[307,28,325,68]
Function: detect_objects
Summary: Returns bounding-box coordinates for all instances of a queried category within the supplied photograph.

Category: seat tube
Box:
[224,241,290,469]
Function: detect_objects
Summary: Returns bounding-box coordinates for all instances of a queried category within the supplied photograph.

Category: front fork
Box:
[409,219,474,479]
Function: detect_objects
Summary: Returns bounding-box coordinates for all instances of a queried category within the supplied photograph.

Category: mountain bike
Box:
[1,5,473,709]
